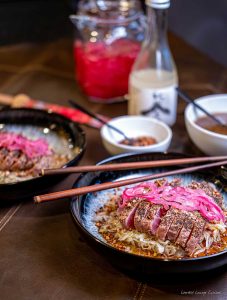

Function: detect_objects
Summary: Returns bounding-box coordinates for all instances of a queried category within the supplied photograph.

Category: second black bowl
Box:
[0,108,86,202]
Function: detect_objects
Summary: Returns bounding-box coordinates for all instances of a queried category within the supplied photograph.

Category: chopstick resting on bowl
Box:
[34,159,227,204]
[40,155,227,176]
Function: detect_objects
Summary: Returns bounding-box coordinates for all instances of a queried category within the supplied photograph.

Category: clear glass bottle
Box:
[128,0,178,126]
[70,0,145,103]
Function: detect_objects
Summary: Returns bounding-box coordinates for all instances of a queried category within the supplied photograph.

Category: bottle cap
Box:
[146,0,170,9]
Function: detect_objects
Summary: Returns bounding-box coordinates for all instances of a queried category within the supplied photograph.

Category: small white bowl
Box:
[185,94,227,155]
[100,116,172,155]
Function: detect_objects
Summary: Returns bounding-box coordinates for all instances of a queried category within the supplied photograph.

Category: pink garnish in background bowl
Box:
[0,108,86,201]
[0,132,52,159]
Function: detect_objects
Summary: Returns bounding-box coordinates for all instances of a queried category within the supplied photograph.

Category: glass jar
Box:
[70,0,145,103]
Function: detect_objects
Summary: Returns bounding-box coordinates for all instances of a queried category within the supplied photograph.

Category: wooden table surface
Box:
[0,34,227,300]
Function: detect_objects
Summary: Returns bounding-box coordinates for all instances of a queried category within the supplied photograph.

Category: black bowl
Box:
[70,152,227,276]
[0,108,86,201]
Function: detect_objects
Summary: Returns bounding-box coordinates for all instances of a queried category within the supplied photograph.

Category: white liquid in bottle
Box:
[129,68,178,126]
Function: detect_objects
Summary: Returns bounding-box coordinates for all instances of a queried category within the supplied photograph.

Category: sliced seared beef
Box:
[24,158,34,170]
[12,153,28,170]
[176,212,197,248]
[0,147,8,159]
[3,150,21,170]
[145,204,164,235]
[0,147,38,172]
[117,177,224,257]
[134,202,164,235]
[1,150,14,170]
[0,149,28,171]
[0,148,9,170]
[156,207,178,241]
[185,216,206,255]
[119,198,142,229]
[5,150,21,170]
[166,210,186,242]
[0,145,57,176]
[134,201,151,232]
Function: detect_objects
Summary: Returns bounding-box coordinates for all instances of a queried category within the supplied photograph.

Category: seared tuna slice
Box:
[185,216,206,255]
[0,148,9,170]
[156,207,178,241]
[5,150,21,171]
[0,150,20,170]
[13,153,28,171]
[145,204,164,235]
[24,158,34,170]
[176,212,197,248]
[134,201,151,232]
[166,210,186,242]
[0,148,34,172]
[134,202,164,235]
[119,198,141,229]
[0,147,8,158]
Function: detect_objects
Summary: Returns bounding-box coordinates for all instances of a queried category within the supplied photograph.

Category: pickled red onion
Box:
[0,132,52,158]
[120,182,225,223]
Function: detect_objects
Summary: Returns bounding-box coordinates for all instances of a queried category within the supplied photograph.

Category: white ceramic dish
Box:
[100,116,172,155]
[185,94,227,155]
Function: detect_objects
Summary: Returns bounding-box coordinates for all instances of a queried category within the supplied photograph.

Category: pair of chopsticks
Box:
[34,156,227,204]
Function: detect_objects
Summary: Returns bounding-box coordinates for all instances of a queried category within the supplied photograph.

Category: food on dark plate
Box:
[195,113,227,135]
[119,136,157,147]
[94,178,227,259]
[0,127,77,183]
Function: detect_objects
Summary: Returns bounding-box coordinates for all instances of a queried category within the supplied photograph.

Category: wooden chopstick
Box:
[34,159,227,204]
[40,156,227,176]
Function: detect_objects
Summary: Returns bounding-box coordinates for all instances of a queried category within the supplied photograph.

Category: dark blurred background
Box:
[0,0,73,45]
[0,0,227,66]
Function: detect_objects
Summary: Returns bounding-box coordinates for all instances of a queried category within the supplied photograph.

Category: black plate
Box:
[0,108,86,202]
[71,152,227,276]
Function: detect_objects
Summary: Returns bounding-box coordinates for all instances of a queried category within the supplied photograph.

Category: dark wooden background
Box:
[0,0,227,66]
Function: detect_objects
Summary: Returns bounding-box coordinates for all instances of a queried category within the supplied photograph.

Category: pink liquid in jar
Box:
[74,39,140,101]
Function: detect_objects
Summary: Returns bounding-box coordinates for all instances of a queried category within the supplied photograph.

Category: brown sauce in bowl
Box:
[195,113,227,135]
[120,136,157,147]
